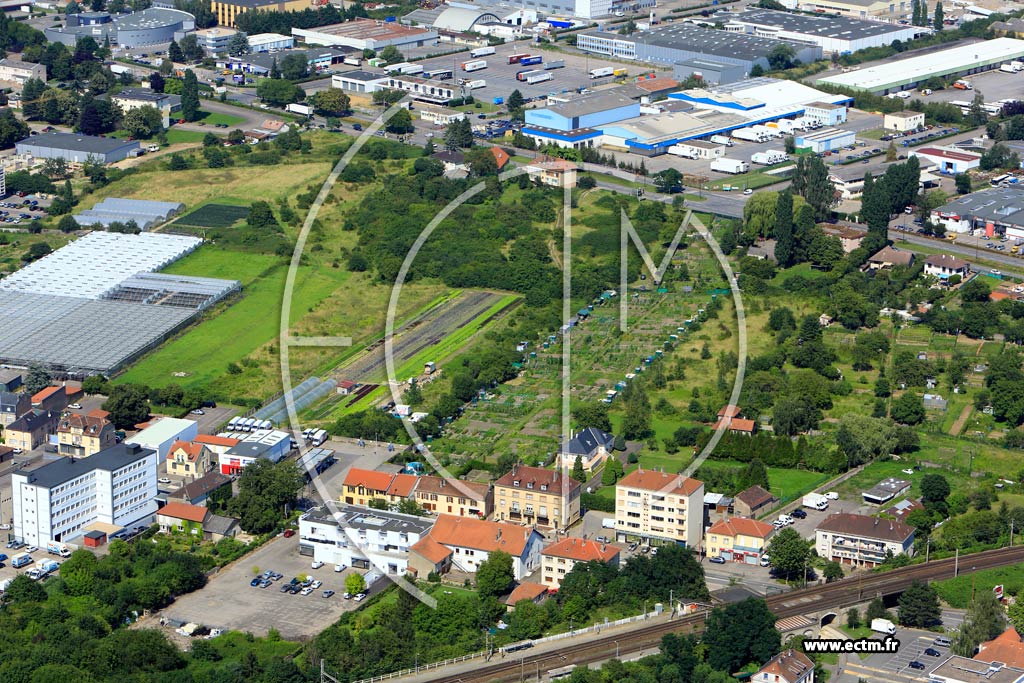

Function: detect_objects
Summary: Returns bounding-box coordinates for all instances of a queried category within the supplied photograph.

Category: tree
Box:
[507,88,525,119]
[149,72,165,94]
[1,574,47,604]
[227,459,304,533]
[572,454,587,482]
[476,550,514,599]
[601,457,623,486]
[969,91,988,127]
[77,97,118,135]
[957,590,1007,656]
[1008,597,1024,636]
[384,107,413,135]
[443,118,473,149]
[81,375,108,394]
[181,69,199,122]
[257,78,303,106]
[823,561,844,583]
[955,173,971,194]
[280,52,308,81]
[703,599,781,673]
[767,43,797,70]
[934,1,944,30]
[774,190,795,267]
[168,153,189,170]
[57,214,78,233]
[573,402,612,432]
[981,144,1020,171]
[794,154,836,220]
[313,87,350,116]
[886,141,897,162]
[228,32,249,56]
[866,597,891,622]
[179,34,204,62]
[345,572,366,595]
[168,39,184,63]
[654,168,683,193]
[102,384,150,428]
[898,580,941,628]
[21,78,45,121]
[65,0,81,13]
[920,473,951,511]
[766,527,809,580]
[378,45,403,65]
[24,364,52,394]
[890,392,925,425]
[621,384,652,440]
[846,608,861,629]
[123,105,163,138]
[43,157,69,180]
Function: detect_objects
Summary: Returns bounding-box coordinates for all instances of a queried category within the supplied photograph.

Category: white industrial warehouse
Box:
[818,37,1024,92]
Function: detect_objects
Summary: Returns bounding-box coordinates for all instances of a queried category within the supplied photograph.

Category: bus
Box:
[992,174,1010,186]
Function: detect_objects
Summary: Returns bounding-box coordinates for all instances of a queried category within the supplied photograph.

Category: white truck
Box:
[710,158,749,174]
[589,67,615,79]
[311,429,328,446]
[731,127,769,143]
[803,492,829,510]
[751,150,788,165]
[286,103,313,116]
[466,79,486,89]
[667,144,698,159]
[46,541,71,558]
[470,46,495,58]
[871,618,897,635]
[709,134,734,147]
[343,55,362,66]
[461,60,487,72]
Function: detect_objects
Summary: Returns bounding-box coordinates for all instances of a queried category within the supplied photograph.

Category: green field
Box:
[164,129,206,145]
[175,203,251,229]
[196,110,247,127]
[933,563,1024,608]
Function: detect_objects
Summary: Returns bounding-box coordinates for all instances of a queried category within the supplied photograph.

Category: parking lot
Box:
[158,534,372,639]
[841,626,950,683]
[0,193,50,227]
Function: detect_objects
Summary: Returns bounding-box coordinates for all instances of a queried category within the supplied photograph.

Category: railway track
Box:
[413,545,1024,683]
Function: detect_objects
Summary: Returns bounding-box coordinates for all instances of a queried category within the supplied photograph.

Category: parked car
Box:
[250,578,261,587]
[790,509,807,519]
[68,403,82,409]
[335,564,346,572]
[343,592,353,599]
[300,586,314,596]
[909,661,926,670]
[158,477,171,485]
[280,584,292,593]
[323,590,335,598]
[709,556,726,564]
[311,560,324,569]
[925,648,941,657]
[354,593,367,602]
[283,529,295,537]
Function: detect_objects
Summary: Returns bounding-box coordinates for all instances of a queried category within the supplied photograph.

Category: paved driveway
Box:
[158,535,372,639]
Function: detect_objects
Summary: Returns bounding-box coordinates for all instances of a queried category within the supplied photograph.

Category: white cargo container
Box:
[523,71,552,84]
[470,46,496,58]
[710,158,748,174]
[589,67,614,78]
[286,103,313,116]
[343,55,361,66]
[466,79,486,89]
[461,60,487,72]
[751,150,788,165]
[731,128,767,143]
[667,145,698,159]
[709,134,733,147]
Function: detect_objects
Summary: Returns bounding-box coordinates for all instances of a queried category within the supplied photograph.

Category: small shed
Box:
[83,529,107,548]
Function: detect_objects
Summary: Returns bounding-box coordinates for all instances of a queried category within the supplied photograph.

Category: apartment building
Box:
[614,468,704,548]
[166,440,212,478]
[493,464,581,530]
[298,504,434,575]
[12,442,158,546]
[413,475,492,518]
[704,516,775,563]
[815,513,915,567]
[409,515,544,580]
[540,537,620,589]
[56,412,116,458]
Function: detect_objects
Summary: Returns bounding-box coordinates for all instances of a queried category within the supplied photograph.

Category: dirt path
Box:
[949,404,973,436]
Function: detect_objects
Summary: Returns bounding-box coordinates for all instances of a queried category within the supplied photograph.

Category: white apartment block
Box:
[815,513,915,567]
[614,468,704,548]
[13,442,158,546]
[298,504,434,576]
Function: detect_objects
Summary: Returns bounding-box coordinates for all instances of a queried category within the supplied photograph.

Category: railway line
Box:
[410,545,1024,683]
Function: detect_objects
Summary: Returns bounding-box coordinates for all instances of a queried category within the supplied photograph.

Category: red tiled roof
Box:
[426,515,537,555]
[505,582,548,606]
[735,485,775,508]
[414,475,489,500]
[712,417,756,433]
[387,473,418,498]
[976,627,1024,667]
[32,386,61,403]
[915,147,980,162]
[717,404,742,418]
[757,649,814,683]
[194,434,240,447]
[707,516,775,539]
[87,409,110,419]
[494,465,581,496]
[617,468,703,496]
[343,467,394,492]
[411,535,453,564]
[56,414,111,435]
[159,501,208,523]
[635,77,678,92]
[168,440,206,462]
[816,512,914,543]
[490,146,510,170]
[541,537,619,563]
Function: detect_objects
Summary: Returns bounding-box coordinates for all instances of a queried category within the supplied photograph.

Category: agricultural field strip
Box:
[173,203,251,229]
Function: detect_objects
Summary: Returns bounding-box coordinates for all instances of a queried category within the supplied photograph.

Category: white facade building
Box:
[614,468,704,548]
[815,513,914,567]
[126,417,198,460]
[12,442,158,546]
[298,505,434,575]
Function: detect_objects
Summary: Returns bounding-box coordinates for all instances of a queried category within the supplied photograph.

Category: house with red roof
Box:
[753,649,814,683]
[342,467,399,507]
[408,515,544,580]
[166,440,212,478]
[193,433,240,458]
[704,517,775,563]
[505,582,549,610]
[976,627,1024,668]
[614,468,704,548]
[156,501,209,536]
[540,537,620,589]
[31,385,67,413]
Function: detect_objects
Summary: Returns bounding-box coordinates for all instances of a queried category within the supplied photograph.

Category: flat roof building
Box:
[577,24,821,75]
[862,477,911,504]
[929,656,1024,683]
[16,132,142,164]
[299,504,434,575]
[930,186,1024,238]
[127,417,199,460]
[724,8,919,54]
[210,0,308,29]
[525,91,640,133]
[293,19,438,51]
[0,58,46,85]
[46,8,195,47]
[818,38,1024,93]
[795,127,856,153]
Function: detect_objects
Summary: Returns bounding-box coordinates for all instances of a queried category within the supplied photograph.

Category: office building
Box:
[614,468,704,548]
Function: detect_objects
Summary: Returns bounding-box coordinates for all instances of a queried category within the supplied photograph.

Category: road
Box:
[391,545,1024,683]
[590,174,748,219]
[890,230,1024,279]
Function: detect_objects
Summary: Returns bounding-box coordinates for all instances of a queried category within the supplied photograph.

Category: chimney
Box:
[496,529,502,541]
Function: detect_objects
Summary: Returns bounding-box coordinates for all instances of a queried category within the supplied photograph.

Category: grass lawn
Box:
[857,128,888,140]
[766,467,828,503]
[196,110,247,127]
[708,170,786,191]
[932,563,1024,608]
[164,129,207,145]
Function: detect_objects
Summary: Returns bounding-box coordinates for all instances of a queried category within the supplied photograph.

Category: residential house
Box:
[540,537,620,589]
[168,471,233,507]
[157,501,208,536]
[867,246,915,270]
[505,582,548,610]
[166,440,212,478]
[815,512,915,566]
[559,426,615,472]
[704,516,775,563]
[193,433,240,459]
[489,146,510,172]
[299,504,434,574]
[862,477,911,505]
[753,650,815,683]
[975,627,1024,668]
[408,514,544,580]
[0,58,46,84]
[385,473,418,507]
[32,386,67,413]
[524,158,579,188]
[614,468,704,548]
[821,223,866,253]
[883,498,924,522]
[341,467,397,507]
[924,254,971,280]
[5,410,53,451]
[733,485,777,517]
[493,464,582,530]
[413,474,492,518]
[56,413,115,458]
[0,390,31,428]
